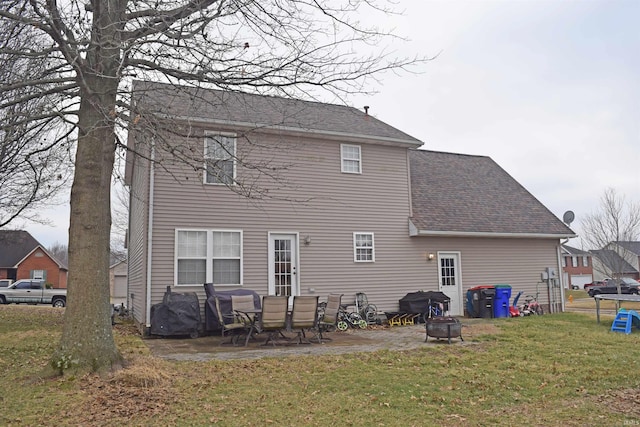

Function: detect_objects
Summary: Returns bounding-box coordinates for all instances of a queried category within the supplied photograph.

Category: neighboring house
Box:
[0,230,68,288]
[605,241,640,280]
[125,81,575,332]
[109,260,128,306]
[590,244,640,281]
[560,245,593,289]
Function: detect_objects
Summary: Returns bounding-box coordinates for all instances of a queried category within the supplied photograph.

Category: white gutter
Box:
[157,114,424,148]
[412,229,578,239]
[145,139,156,328]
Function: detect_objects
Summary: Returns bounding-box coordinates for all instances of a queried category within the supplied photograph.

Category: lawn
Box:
[2,305,640,426]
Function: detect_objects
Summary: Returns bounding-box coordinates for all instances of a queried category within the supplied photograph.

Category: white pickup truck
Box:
[0,279,67,307]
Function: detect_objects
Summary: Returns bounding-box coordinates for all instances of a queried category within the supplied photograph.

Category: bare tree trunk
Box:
[51,74,123,374]
[50,0,126,374]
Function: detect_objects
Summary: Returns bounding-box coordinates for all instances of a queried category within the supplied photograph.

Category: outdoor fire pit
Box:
[425,317,463,344]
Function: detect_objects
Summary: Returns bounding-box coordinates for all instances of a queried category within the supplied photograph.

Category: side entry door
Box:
[438,252,463,316]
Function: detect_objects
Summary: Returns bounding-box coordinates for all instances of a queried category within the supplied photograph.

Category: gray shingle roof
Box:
[562,245,590,255]
[0,230,40,267]
[590,249,638,274]
[409,150,575,237]
[132,81,422,145]
[613,241,640,255]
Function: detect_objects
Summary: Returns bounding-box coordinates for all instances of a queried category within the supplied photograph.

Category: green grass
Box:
[2,305,640,426]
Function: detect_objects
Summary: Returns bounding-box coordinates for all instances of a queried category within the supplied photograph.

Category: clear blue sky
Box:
[29,0,640,249]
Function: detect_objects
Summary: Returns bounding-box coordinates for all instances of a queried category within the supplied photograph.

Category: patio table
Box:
[234,308,262,346]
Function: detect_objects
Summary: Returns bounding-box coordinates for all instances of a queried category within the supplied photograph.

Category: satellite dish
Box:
[563,210,575,225]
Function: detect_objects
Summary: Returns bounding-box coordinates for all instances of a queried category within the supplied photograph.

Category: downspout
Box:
[557,242,566,313]
[406,150,413,218]
[145,139,156,329]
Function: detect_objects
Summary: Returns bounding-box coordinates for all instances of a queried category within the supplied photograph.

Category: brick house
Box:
[0,230,68,288]
[560,244,593,289]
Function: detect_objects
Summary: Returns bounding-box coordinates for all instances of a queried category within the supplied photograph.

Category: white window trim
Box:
[174,228,243,286]
[571,256,578,267]
[341,144,362,174]
[353,232,375,262]
[204,131,237,185]
[582,256,589,267]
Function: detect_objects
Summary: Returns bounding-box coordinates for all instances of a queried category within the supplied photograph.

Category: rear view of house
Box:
[125,82,574,333]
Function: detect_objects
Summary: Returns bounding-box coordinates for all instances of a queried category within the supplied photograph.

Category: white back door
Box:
[268,233,299,298]
[438,252,463,316]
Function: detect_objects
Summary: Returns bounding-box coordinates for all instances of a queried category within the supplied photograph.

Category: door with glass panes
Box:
[437,252,463,315]
[268,233,299,298]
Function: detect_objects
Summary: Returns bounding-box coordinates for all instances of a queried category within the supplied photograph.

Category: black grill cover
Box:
[150,287,201,337]
[399,291,450,314]
[203,283,261,332]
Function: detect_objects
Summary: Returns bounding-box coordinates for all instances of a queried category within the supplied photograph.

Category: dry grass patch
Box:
[60,356,179,425]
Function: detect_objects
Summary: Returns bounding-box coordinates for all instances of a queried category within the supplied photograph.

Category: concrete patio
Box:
[143,318,498,362]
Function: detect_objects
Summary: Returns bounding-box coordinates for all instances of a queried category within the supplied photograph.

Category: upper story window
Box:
[582,256,589,267]
[353,232,374,262]
[176,229,242,286]
[204,133,236,185]
[341,144,361,174]
[561,257,567,267]
[571,256,578,267]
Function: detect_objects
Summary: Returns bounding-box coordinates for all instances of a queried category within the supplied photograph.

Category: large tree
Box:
[0,0,421,374]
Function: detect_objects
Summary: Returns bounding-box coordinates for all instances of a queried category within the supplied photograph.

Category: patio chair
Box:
[214,295,251,346]
[315,294,343,343]
[232,294,258,322]
[290,295,319,344]
[258,295,289,346]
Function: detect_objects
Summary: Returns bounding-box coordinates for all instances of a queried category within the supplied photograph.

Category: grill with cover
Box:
[150,286,201,338]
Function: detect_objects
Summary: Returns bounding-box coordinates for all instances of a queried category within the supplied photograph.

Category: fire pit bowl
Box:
[425,317,463,344]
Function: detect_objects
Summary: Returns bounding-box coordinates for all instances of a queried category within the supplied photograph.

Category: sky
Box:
[27,0,640,249]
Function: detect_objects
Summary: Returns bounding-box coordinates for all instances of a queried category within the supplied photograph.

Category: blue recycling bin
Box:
[493,284,512,318]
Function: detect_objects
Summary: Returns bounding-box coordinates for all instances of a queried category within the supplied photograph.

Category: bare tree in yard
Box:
[581,188,640,293]
[48,241,69,266]
[0,14,73,227]
[0,0,422,374]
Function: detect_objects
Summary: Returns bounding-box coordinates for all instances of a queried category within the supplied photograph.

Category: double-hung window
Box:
[204,133,236,185]
[176,229,242,286]
[353,232,374,262]
[582,256,589,267]
[341,144,361,174]
[571,256,578,267]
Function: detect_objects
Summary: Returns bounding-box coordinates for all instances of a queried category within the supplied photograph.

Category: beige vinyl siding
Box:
[146,129,422,314]
[126,135,151,326]
[425,237,562,310]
